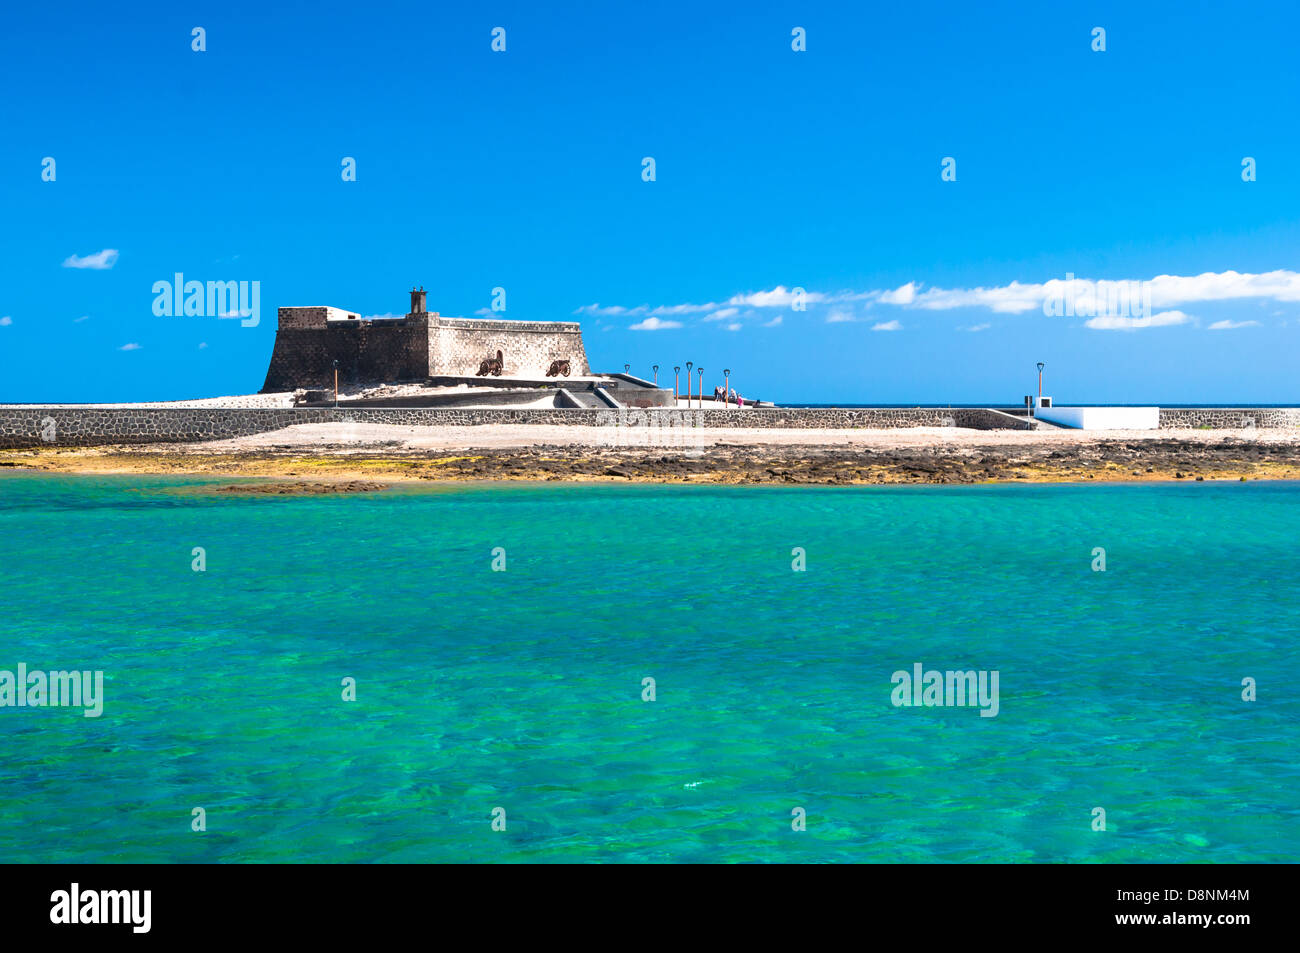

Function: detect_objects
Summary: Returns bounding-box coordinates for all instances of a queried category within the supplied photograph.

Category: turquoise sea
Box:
[1,473,1296,863]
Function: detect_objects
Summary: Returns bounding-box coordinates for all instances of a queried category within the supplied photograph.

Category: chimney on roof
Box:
[410,286,427,314]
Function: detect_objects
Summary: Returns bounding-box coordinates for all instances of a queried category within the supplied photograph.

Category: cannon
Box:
[545,359,572,378]
[477,350,504,376]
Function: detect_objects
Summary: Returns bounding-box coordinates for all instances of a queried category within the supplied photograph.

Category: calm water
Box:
[1,474,1296,863]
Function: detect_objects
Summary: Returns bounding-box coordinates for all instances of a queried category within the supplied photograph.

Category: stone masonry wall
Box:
[430,318,591,378]
[1159,408,1300,429]
[2,407,1016,448]
[4,406,1297,449]
[262,309,428,391]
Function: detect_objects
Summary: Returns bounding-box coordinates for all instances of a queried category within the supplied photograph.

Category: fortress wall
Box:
[261,310,429,392]
[276,307,355,329]
[430,318,591,377]
[347,318,429,382]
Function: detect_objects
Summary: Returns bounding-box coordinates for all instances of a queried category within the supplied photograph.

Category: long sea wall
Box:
[1,405,1295,449]
[0,406,1019,448]
[1158,408,1300,429]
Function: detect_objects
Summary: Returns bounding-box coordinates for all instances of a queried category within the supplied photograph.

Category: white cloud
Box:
[119,342,142,350]
[910,280,1046,313]
[871,320,902,331]
[763,315,783,327]
[1207,319,1261,330]
[902,270,1300,315]
[577,270,1300,329]
[1084,310,1191,331]
[875,282,916,305]
[0,316,11,326]
[63,249,119,270]
[726,285,825,309]
[655,302,717,315]
[963,323,991,332]
[577,300,717,318]
[629,316,682,331]
[1144,270,1300,307]
[360,312,401,321]
[74,315,90,323]
[575,303,630,316]
[198,342,208,349]
[703,307,739,322]
[725,322,742,331]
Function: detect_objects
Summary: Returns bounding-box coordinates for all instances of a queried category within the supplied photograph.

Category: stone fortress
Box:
[262,288,593,392]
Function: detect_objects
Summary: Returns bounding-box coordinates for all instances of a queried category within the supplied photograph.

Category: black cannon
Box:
[546,359,572,378]
[477,350,504,376]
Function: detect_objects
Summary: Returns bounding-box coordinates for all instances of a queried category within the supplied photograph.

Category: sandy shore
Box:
[4,423,1300,488]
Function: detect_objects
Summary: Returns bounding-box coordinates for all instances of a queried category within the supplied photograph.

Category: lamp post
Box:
[697,367,704,409]
[723,368,731,407]
[673,365,680,400]
[652,364,659,385]
[332,359,339,408]
[1036,361,1045,409]
[686,361,693,405]
[624,363,631,375]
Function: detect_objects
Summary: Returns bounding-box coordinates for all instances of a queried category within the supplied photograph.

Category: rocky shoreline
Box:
[4,432,1299,489]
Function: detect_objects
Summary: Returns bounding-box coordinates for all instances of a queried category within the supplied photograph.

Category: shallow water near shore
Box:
[1,473,1297,862]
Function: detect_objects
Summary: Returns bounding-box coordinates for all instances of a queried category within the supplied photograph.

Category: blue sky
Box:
[2,0,1298,404]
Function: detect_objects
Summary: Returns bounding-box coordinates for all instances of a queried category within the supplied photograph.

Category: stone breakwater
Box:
[1159,408,1300,429]
[0,407,1022,448]
[0,405,1296,449]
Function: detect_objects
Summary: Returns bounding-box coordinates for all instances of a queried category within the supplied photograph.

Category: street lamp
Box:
[697,367,704,409]
[686,361,693,405]
[723,368,731,408]
[652,364,659,385]
[1036,361,1046,407]
[624,363,631,375]
[332,359,339,408]
[673,365,680,400]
